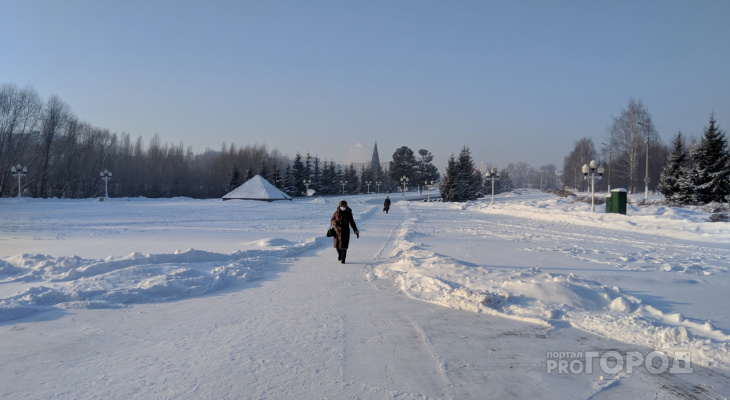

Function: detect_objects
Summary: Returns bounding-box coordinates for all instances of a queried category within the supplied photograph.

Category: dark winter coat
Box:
[331,207,358,249]
[383,197,391,211]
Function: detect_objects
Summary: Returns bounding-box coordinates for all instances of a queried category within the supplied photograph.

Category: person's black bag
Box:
[326,226,335,237]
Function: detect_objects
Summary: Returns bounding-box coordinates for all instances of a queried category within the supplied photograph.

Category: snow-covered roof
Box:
[222,175,292,201]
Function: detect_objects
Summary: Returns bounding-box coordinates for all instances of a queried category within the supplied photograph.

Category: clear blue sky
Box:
[1,0,728,171]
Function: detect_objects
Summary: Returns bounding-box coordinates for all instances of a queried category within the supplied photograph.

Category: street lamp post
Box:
[485,167,500,205]
[638,121,650,200]
[400,175,409,198]
[340,180,346,195]
[425,180,434,202]
[10,164,27,198]
[100,170,112,198]
[376,181,381,194]
[581,160,604,212]
[365,180,371,194]
[303,179,311,196]
[601,142,612,192]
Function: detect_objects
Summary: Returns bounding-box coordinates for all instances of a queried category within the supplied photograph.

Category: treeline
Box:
[439,146,513,202]
[0,83,277,198]
[563,99,669,194]
[251,145,442,197]
[1,83,448,199]
[658,115,730,204]
[562,99,730,205]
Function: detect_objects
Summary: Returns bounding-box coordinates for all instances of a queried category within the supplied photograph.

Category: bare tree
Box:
[607,99,660,193]
[35,95,72,197]
[563,137,596,191]
[537,164,559,190]
[506,162,530,189]
[0,84,42,196]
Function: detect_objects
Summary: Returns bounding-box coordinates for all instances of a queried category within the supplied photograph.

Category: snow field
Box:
[1,190,729,398]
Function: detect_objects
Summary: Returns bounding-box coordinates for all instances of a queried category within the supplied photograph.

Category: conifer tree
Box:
[440,155,458,202]
[311,157,321,195]
[282,165,293,195]
[321,161,338,195]
[225,164,241,193]
[455,146,481,201]
[388,146,418,183]
[499,170,513,193]
[258,159,269,181]
[344,164,359,194]
[690,114,730,203]
[270,161,282,190]
[415,149,440,185]
[291,152,307,196]
[658,133,692,204]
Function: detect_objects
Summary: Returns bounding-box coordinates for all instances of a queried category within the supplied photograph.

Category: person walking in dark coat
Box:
[331,200,359,264]
[383,196,391,214]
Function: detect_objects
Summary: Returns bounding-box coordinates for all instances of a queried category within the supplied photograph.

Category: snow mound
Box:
[0,242,315,323]
[371,201,730,370]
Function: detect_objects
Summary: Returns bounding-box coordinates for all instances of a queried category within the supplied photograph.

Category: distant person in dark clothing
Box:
[383,196,391,214]
[331,200,359,264]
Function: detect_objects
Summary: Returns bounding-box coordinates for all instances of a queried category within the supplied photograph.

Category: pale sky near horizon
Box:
[1,0,728,171]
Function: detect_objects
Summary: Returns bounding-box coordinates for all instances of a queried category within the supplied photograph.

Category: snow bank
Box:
[370,192,730,370]
[0,240,317,322]
[470,191,730,243]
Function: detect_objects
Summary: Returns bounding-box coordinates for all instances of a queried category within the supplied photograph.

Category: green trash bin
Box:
[611,189,627,215]
[605,194,612,213]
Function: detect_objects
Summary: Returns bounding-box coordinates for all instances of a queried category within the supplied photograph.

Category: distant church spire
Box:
[370,141,380,170]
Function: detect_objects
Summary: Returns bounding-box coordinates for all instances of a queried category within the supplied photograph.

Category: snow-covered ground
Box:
[1,190,729,399]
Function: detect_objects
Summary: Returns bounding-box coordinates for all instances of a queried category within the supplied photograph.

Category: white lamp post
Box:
[485,166,500,205]
[11,164,27,198]
[100,170,112,198]
[581,160,604,212]
[638,121,650,200]
[303,179,311,196]
[425,180,434,202]
[400,175,409,198]
[376,181,381,194]
[340,180,346,195]
[365,180,371,194]
[601,142,612,192]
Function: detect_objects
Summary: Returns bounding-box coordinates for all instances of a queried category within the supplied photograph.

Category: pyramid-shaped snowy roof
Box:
[222,175,292,201]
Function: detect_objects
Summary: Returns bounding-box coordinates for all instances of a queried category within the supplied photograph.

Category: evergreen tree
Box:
[344,163,359,194]
[388,146,418,183]
[358,165,368,193]
[455,146,481,201]
[270,161,282,190]
[304,153,313,182]
[690,114,730,203]
[258,159,269,181]
[225,164,241,193]
[440,146,483,202]
[440,155,458,202]
[321,161,338,195]
[415,149,441,186]
[311,157,321,195]
[282,165,294,195]
[291,152,307,196]
[335,166,345,195]
[499,169,513,193]
[658,133,692,204]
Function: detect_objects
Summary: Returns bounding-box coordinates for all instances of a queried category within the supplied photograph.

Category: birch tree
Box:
[608,99,660,193]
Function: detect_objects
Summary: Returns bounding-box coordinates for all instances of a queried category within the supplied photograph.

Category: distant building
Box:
[371,141,381,170]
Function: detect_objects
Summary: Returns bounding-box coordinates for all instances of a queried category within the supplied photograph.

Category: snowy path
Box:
[2,194,729,398]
